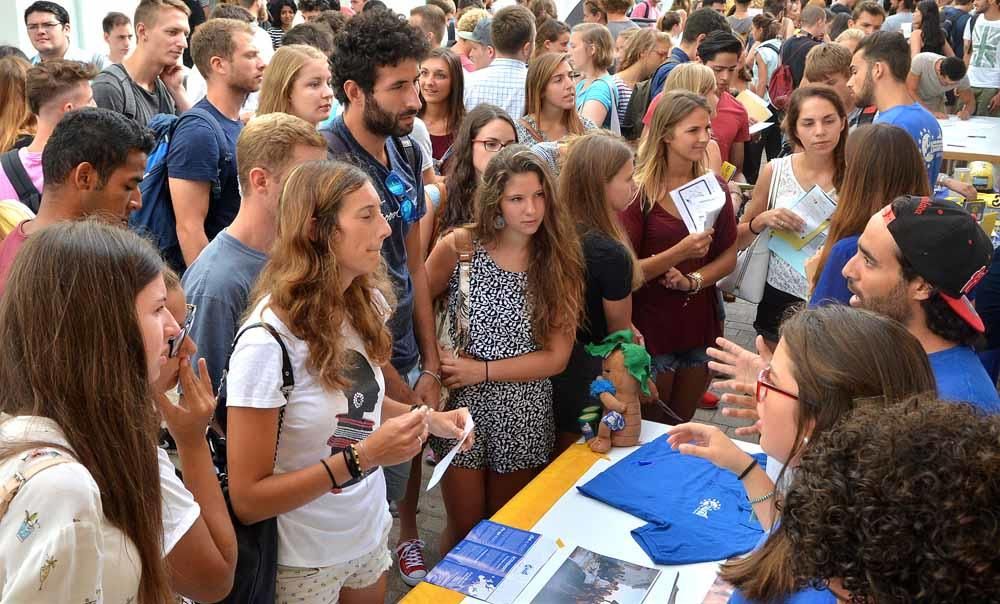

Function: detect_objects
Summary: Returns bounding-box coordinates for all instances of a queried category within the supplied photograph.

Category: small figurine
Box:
[582,330,652,453]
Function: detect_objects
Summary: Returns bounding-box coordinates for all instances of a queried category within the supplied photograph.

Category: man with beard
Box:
[94,0,193,128]
[0,108,153,295]
[842,196,1000,413]
[167,17,264,269]
[847,31,944,190]
[321,8,443,589]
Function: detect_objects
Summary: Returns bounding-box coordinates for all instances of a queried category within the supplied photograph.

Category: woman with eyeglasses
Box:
[516,53,597,149]
[421,104,518,254]
[223,161,471,603]
[426,146,585,556]
[612,29,672,125]
[150,269,241,602]
[666,304,937,604]
[0,222,185,603]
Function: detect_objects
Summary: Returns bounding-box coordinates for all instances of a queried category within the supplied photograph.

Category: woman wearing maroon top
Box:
[418,48,466,170]
[620,90,738,423]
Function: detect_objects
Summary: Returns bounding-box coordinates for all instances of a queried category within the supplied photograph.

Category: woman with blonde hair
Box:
[657,63,724,172]
[570,23,620,132]
[225,160,471,603]
[517,53,597,147]
[426,146,585,554]
[620,90,738,423]
[0,56,36,153]
[613,29,671,123]
[551,132,644,453]
[258,44,335,127]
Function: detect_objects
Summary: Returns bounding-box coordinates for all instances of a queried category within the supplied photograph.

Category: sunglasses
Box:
[756,366,798,402]
[168,304,197,358]
[383,170,418,224]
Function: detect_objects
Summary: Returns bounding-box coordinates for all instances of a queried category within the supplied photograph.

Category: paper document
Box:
[427,416,475,491]
[771,185,836,250]
[749,121,773,135]
[769,228,827,278]
[670,173,728,233]
[735,90,773,123]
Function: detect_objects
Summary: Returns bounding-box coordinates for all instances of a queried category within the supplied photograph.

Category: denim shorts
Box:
[651,347,711,374]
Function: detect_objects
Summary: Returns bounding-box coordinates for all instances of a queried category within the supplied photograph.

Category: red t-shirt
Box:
[619,179,737,356]
[711,92,750,164]
[0,220,30,297]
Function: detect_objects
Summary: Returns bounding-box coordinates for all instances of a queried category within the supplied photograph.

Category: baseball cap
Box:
[882,195,993,333]
[457,17,492,46]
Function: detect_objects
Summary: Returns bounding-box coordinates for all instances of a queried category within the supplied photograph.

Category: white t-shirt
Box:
[225,296,392,567]
[157,446,201,555]
[0,415,141,603]
[964,14,1000,89]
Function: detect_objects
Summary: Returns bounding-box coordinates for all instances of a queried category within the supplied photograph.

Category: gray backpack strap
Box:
[106,63,139,121]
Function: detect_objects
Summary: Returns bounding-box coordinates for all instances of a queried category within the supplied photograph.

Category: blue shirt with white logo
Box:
[874,103,942,190]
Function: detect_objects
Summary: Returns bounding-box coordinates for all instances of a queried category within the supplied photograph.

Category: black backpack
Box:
[622,56,681,141]
[0,150,41,212]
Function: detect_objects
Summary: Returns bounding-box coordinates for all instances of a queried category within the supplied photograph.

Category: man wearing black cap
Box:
[843,196,1000,413]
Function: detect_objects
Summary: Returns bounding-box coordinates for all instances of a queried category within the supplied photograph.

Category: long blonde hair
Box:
[249,161,395,391]
[472,146,585,339]
[258,44,329,118]
[0,56,36,153]
[635,90,710,209]
[559,132,642,290]
[524,53,585,136]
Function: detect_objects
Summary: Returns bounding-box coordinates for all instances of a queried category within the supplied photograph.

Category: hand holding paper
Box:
[427,414,476,491]
[670,174,727,233]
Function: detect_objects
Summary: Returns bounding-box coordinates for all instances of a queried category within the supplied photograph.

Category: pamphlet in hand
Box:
[426,414,475,491]
[735,90,773,124]
[530,546,662,604]
[670,173,728,233]
[771,185,836,250]
[424,520,557,603]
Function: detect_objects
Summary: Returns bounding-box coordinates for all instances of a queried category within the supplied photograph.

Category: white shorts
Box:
[275,523,392,603]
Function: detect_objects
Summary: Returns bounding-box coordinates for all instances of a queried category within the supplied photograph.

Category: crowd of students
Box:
[0,0,999,602]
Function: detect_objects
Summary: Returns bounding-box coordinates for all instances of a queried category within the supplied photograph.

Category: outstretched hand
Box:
[706,336,770,436]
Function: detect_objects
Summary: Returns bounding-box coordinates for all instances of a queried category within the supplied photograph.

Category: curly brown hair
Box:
[249,160,395,391]
[778,396,1000,603]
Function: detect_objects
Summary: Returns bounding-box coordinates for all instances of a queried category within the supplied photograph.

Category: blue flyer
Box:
[425,520,557,603]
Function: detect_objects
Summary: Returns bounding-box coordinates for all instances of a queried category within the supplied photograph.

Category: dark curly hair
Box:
[777,395,1000,603]
[330,8,430,105]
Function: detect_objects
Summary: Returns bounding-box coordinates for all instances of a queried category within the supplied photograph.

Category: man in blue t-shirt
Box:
[649,8,729,97]
[166,18,264,269]
[843,196,1000,413]
[320,8,442,588]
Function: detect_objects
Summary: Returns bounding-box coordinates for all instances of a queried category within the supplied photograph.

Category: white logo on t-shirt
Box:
[693,498,721,519]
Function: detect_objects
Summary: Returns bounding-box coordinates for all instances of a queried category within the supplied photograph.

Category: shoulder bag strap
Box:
[451,228,474,353]
[518,117,546,144]
[0,452,74,519]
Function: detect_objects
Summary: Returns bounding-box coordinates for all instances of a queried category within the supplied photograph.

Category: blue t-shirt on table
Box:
[873,103,942,190]
[164,98,243,267]
[929,345,1000,413]
[577,436,765,565]
[321,115,427,373]
[808,235,857,307]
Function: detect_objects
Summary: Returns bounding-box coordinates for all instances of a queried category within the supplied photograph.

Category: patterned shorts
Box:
[275,523,392,603]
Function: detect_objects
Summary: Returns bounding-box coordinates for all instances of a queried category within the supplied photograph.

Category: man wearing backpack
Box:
[0,108,154,295]
[321,8,443,590]
[0,60,96,213]
[943,0,974,60]
[93,0,193,128]
[963,0,1000,116]
[166,17,264,269]
[780,5,827,89]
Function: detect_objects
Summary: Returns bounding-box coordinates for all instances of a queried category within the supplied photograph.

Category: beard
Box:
[853,277,912,325]
[854,69,875,108]
[362,92,416,138]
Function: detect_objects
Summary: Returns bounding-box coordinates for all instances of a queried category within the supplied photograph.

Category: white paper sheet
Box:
[427,416,476,491]
[748,121,773,135]
[670,174,728,233]
[781,185,836,235]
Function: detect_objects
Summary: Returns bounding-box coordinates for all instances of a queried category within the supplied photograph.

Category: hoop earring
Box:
[493,215,506,229]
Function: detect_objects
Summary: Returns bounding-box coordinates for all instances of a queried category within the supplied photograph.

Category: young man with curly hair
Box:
[843,196,1000,413]
[777,396,1000,603]
[321,8,443,588]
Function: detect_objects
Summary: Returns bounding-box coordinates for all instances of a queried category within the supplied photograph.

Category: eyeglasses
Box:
[756,366,798,402]
[472,139,515,153]
[168,304,197,358]
[27,22,64,32]
[382,170,417,224]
